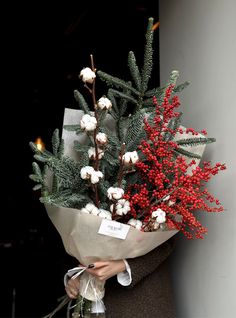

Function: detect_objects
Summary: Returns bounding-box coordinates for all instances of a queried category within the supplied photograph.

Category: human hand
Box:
[65,276,80,299]
[86,260,126,281]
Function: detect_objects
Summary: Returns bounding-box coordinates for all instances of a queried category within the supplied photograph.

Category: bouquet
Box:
[29,17,226,317]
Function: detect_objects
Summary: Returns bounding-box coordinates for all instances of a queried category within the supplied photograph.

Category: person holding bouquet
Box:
[65,237,176,318]
[29,17,225,318]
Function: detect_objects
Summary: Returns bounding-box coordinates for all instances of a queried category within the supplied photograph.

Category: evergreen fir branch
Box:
[104,88,138,107]
[63,124,81,131]
[144,80,189,108]
[97,70,140,96]
[107,88,129,118]
[98,180,110,205]
[48,157,83,190]
[163,114,183,141]
[128,51,142,91]
[173,81,190,93]
[99,201,108,210]
[51,173,58,193]
[169,70,180,86]
[107,89,119,114]
[113,82,135,116]
[142,97,156,108]
[125,112,145,151]
[176,137,216,147]
[58,138,65,159]
[124,171,138,190]
[42,149,54,157]
[29,174,42,183]
[29,141,40,154]
[39,190,71,206]
[62,192,91,209]
[74,90,90,114]
[97,108,109,125]
[118,117,129,143]
[73,141,92,154]
[99,126,120,148]
[144,86,165,98]
[32,161,43,178]
[157,71,180,104]
[113,178,127,189]
[30,144,53,162]
[141,17,154,94]
[119,97,129,116]
[63,124,84,135]
[33,184,42,191]
[108,107,119,121]
[145,110,156,126]
[34,154,50,163]
[145,81,189,100]
[174,147,202,159]
[103,150,120,167]
[52,129,60,156]
[74,150,90,170]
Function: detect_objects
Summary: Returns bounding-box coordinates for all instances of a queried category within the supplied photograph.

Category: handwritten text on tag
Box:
[98,219,130,240]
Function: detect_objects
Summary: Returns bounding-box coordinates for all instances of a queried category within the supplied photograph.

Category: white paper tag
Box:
[98,219,130,240]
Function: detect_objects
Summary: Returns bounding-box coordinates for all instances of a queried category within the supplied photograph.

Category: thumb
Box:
[88,261,108,269]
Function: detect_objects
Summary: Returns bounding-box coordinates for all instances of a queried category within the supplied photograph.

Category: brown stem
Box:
[90,54,97,108]
[89,54,99,206]
[112,200,117,218]
[117,143,126,188]
[93,184,100,208]
[84,83,93,94]
[93,130,100,171]
[142,219,155,232]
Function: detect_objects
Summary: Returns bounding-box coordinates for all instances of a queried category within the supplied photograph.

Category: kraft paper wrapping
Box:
[45,204,178,301]
[45,108,206,302]
[45,204,178,263]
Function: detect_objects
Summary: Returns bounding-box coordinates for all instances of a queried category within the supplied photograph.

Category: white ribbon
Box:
[64,265,105,314]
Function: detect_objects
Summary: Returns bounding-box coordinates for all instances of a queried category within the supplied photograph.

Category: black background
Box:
[1,1,159,317]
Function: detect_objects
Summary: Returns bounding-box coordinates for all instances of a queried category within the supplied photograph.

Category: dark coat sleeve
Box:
[126,236,176,288]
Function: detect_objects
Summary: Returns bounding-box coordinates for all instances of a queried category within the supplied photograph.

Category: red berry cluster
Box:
[124,86,226,239]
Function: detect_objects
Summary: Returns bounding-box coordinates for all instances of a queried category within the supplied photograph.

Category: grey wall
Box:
[159,1,236,317]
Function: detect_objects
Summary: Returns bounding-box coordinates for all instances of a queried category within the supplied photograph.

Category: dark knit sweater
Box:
[104,238,176,318]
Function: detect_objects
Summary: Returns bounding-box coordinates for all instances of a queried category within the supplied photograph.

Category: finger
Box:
[65,286,78,299]
[68,277,80,288]
[89,261,108,269]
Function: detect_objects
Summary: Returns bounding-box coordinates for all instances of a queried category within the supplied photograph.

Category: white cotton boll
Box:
[107,187,124,200]
[88,147,104,160]
[88,147,96,159]
[80,114,97,131]
[96,132,107,145]
[122,151,139,165]
[90,206,100,216]
[115,199,131,215]
[153,221,160,230]
[80,207,90,214]
[98,209,112,220]
[84,203,97,213]
[79,67,96,84]
[97,97,112,110]
[151,208,166,223]
[80,166,95,180]
[81,203,97,214]
[81,203,100,216]
[90,170,103,184]
[127,218,143,230]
